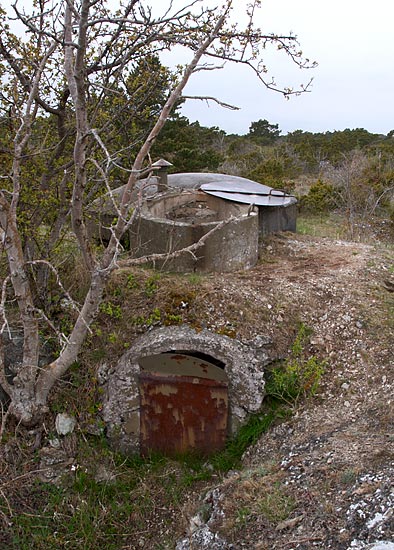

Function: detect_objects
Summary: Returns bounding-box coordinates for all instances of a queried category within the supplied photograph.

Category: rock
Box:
[176,525,232,550]
[382,279,394,292]
[94,464,116,483]
[249,334,273,349]
[48,437,61,449]
[40,446,69,467]
[38,446,74,484]
[97,362,110,384]
[349,542,394,550]
[189,513,204,534]
[55,413,76,435]
[80,419,104,436]
[275,515,304,531]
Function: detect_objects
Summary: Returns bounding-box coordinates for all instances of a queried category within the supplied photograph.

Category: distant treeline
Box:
[152,117,394,181]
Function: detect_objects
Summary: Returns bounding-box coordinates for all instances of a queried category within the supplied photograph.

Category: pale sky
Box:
[8,0,394,136]
[156,0,394,136]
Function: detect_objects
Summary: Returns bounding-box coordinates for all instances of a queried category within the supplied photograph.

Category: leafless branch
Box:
[0,275,11,338]
[88,156,129,226]
[182,95,239,110]
[0,486,13,522]
[30,307,70,349]
[120,213,241,267]
[26,259,82,315]
[371,185,394,215]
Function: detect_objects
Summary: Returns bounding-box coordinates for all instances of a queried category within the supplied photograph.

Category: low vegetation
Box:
[0,306,327,548]
[265,323,325,407]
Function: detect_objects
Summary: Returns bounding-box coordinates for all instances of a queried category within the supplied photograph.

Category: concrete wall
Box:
[259,203,297,236]
[130,191,259,272]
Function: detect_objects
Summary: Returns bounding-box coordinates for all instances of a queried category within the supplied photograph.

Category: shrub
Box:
[299,179,336,212]
[266,324,325,406]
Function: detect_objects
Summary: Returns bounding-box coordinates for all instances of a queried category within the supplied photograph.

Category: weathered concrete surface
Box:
[259,202,297,236]
[101,325,269,456]
[87,172,297,253]
[130,190,259,272]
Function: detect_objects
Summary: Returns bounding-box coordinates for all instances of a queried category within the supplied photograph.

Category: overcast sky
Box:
[158,0,394,136]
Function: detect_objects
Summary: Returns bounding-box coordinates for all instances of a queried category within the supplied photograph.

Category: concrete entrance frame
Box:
[101,325,269,456]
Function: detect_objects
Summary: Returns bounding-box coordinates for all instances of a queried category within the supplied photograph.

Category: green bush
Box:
[266,324,325,406]
[300,179,336,212]
[247,158,285,187]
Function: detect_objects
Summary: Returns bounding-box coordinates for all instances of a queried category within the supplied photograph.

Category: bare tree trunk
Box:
[4,3,231,423]
[65,0,95,272]
[0,0,313,425]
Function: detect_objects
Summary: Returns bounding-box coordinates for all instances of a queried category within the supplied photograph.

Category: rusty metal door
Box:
[139,372,228,456]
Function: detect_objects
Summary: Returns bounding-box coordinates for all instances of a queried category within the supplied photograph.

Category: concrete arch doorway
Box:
[101,326,268,456]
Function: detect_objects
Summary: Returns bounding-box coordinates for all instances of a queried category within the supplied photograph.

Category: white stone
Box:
[55,413,76,436]
[48,437,61,449]
[189,513,203,533]
[349,542,394,550]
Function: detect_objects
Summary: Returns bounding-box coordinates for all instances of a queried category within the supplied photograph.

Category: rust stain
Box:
[139,372,228,456]
[199,362,209,374]
[170,354,187,362]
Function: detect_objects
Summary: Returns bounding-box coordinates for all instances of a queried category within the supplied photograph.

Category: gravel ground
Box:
[177,233,394,549]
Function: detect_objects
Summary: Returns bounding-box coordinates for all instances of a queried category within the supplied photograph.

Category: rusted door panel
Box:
[139,372,228,456]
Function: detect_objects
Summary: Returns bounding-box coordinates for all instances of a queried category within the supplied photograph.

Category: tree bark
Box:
[0,0,313,425]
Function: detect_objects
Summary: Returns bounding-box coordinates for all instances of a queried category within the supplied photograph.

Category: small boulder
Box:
[55,413,76,436]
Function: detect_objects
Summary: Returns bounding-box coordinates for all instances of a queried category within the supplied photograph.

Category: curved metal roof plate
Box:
[200,181,296,207]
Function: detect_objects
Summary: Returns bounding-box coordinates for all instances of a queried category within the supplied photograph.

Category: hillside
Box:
[1,224,394,549]
[176,231,394,549]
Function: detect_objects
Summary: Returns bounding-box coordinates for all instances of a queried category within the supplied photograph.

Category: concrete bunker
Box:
[130,189,259,272]
[88,171,297,274]
[101,325,269,456]
[259,202,297,236]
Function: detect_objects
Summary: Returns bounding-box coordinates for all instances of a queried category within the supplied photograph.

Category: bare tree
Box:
[323,150,394,239]
[0,0,314,425]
